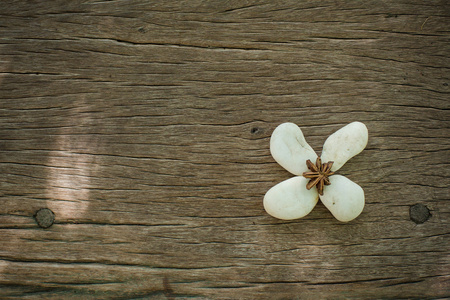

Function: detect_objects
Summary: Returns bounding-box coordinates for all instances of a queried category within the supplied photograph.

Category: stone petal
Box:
[320,175,365,222]
[270,122,318,175]
[264,176,319,220]
[320,121,368,171]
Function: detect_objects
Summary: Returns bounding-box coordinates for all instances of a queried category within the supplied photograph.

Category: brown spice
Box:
[303,157,335,196]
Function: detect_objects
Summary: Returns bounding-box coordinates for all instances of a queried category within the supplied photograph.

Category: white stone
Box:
[320,175,365,222]
[264,176,319,220]
[320,121,368,171]
[270,122,318,176]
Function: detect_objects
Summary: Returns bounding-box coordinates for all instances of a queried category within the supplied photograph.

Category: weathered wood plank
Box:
[1,0,449,299]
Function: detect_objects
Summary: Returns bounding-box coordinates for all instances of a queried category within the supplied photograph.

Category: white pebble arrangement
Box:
[264,122,368,222]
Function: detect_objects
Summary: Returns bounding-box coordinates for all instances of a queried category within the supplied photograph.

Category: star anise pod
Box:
[303,157,335,196]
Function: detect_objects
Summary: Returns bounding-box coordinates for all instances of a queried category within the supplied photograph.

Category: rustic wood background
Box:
[1,0,449,299]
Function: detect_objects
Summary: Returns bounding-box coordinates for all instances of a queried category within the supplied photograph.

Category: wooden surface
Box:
[1,1,449,299]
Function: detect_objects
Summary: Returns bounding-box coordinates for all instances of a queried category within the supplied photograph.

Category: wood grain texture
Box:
[0,0,449,299]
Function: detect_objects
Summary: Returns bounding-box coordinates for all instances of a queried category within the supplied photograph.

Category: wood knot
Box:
[251,127,261,134]
[34,208,55,228]
[409,204,431,224]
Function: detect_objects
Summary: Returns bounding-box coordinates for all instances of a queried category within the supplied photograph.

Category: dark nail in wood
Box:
[34,208,55,229]
[409,204,431,224]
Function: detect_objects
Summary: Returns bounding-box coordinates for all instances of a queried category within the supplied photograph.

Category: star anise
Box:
[302,157,335,196]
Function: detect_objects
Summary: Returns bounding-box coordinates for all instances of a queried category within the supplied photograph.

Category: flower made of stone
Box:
[264,122,368,222]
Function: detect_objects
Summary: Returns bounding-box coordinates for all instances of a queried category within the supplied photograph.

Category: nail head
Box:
[34,208,55,228]
[409,203,431,224]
